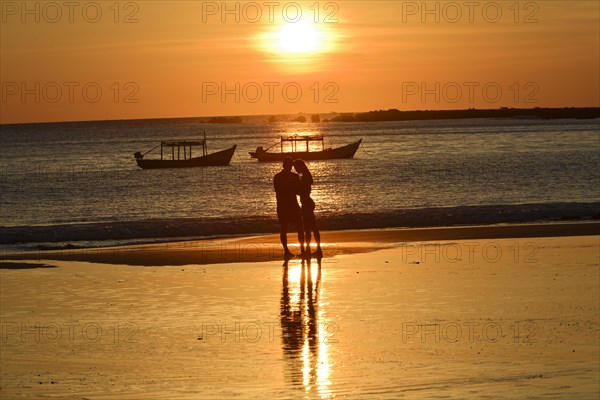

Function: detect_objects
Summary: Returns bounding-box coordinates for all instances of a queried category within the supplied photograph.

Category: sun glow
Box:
[255,19,338,69]
[277,22,321,53]
[252,14,341,74]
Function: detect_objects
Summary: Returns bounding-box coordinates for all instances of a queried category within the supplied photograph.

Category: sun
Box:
[254,19,338,71]
[277,22,322,54]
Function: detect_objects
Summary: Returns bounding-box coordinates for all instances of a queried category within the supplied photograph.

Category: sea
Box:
[1,117,599,251]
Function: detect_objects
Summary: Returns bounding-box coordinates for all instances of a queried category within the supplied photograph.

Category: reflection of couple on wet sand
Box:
[274,157,322,258]
[280,257,323,391]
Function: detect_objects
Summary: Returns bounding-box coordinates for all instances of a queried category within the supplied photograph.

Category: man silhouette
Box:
[274,157,305,257]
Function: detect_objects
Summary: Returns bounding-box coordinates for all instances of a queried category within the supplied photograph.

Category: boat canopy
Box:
[280,134,324,153]
[135,131,209,161]
[158,139,207,160]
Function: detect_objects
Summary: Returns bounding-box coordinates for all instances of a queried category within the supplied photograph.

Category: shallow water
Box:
[1,118,599,249]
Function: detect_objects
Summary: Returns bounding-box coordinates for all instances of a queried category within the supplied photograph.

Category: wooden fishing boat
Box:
[134,133,236,169]
[249,135,361,162]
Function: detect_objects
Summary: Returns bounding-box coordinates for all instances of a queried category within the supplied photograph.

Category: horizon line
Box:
[1,106,599,127]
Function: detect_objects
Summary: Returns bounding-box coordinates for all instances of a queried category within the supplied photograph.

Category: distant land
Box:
[202,107,600,124]
[324,107,600,123]
[1,107,599,126]
[206,116,243,124]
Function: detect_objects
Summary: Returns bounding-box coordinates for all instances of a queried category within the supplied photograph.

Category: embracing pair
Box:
[273,157,322,258]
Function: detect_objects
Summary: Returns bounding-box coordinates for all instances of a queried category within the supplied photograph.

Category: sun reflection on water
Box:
[281,257,332,398]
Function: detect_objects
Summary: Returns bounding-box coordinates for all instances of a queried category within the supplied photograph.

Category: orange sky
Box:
[1,1,599,124]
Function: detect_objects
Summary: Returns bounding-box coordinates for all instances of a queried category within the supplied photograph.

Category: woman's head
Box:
[293,159,313,185]
[293,159,308,174]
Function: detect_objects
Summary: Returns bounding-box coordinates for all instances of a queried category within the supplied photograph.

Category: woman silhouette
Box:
[293,159,322,256]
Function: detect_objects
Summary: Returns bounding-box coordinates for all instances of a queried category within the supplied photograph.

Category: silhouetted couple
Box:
[274,157,322,258]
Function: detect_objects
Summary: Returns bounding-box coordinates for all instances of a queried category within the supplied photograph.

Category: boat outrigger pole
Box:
[134,143,161,160]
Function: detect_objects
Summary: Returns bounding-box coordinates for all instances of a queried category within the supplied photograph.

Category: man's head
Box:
[282,157,294,171]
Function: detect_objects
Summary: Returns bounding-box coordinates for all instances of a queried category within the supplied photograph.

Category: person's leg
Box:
[280,222,290,254]
[304,212,313,254]
[296,218,305,255]
[305,225,312,254]
[313,219,322,256]
[313,223,321,246]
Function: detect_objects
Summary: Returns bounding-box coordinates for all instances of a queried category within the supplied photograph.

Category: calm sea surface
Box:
[1,117,599,249]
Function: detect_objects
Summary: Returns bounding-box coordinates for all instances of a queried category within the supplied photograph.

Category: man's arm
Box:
[274,173,281,193]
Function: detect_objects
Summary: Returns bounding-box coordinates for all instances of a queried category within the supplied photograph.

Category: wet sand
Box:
[2,222,598,266]
[1,224,599,398]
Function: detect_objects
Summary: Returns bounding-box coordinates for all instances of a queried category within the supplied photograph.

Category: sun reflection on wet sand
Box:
[281,257,332,398]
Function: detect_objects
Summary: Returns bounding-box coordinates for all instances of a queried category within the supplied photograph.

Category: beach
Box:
[1,223,598,399]
[3,0,599,397]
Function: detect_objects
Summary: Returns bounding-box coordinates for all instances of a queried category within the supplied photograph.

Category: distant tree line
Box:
[267,114,321,123]
[204,108,599,124]
[324,107,600,122]
[207,116,243,123]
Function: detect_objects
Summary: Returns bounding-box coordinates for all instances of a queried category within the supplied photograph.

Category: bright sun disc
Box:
[277,22,320,53]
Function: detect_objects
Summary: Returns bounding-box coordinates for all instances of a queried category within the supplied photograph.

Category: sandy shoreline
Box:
[2,221,599,266]
[1,223,599,398]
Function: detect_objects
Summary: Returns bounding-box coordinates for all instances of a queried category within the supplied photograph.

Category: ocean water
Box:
[1,117,599,250]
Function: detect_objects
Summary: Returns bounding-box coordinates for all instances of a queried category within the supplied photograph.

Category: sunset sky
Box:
[1,0,599,124]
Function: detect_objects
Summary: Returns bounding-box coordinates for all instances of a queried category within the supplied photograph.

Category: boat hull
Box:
[249,139,361,162]
[136,145,236,169]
